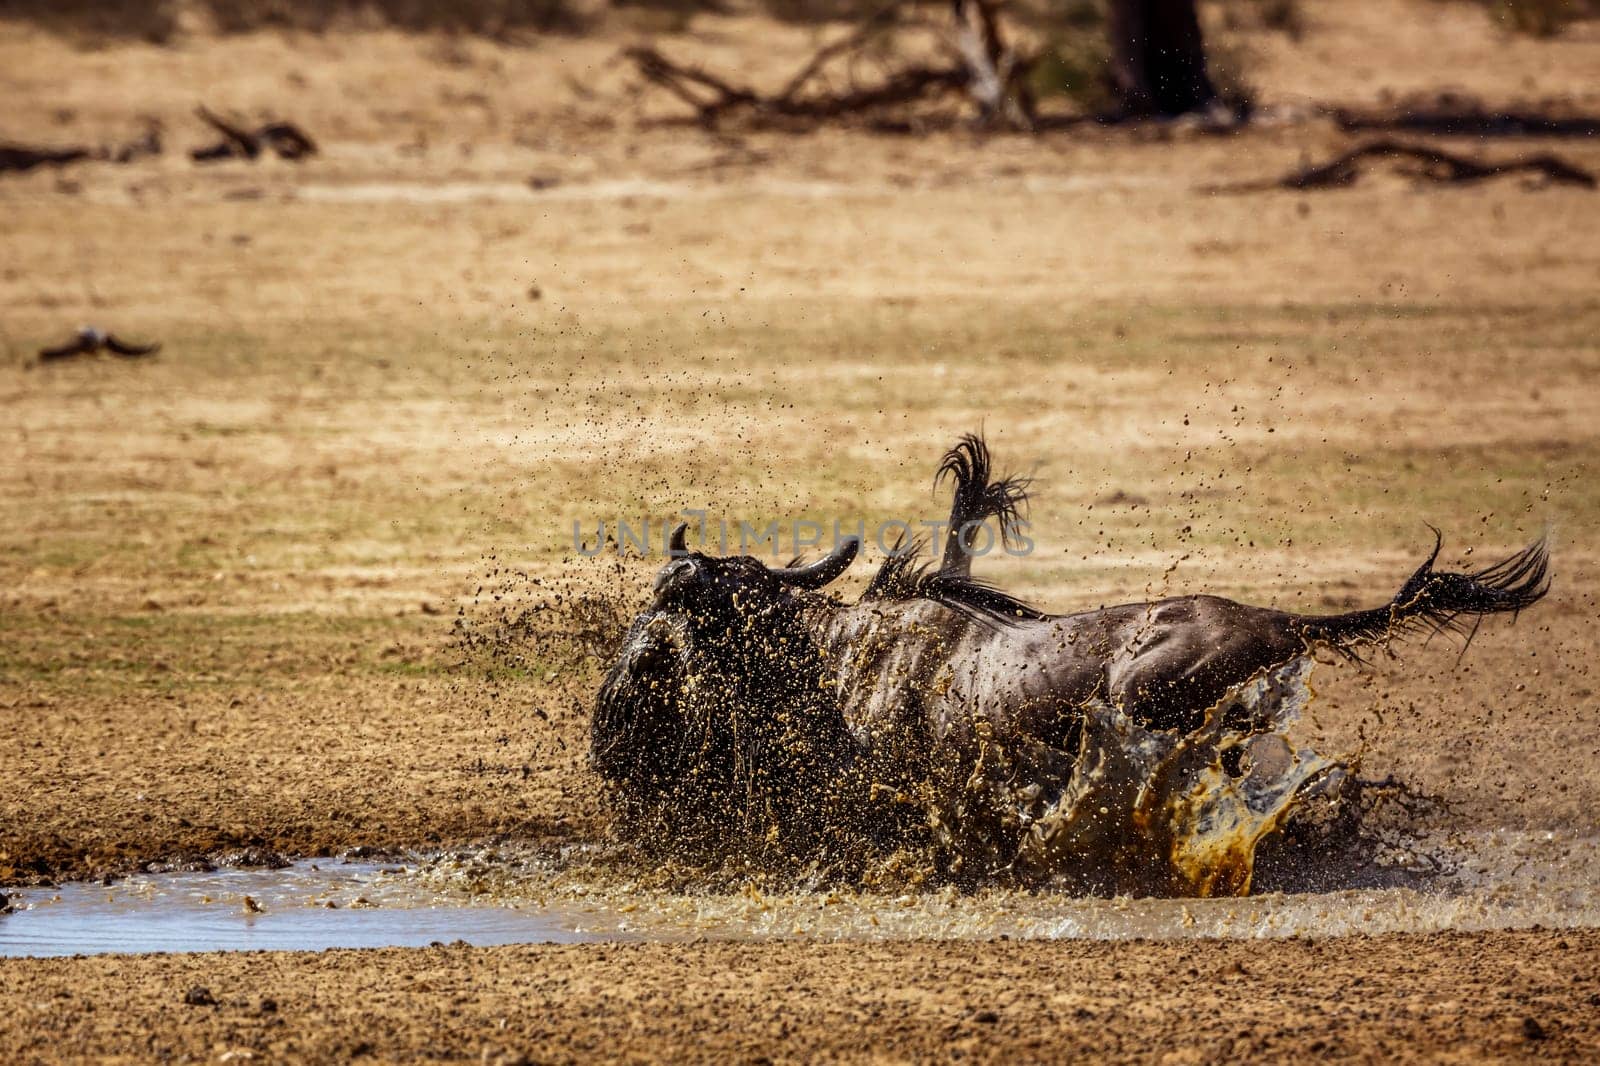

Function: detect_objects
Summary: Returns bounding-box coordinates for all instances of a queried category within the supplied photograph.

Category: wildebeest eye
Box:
[653,556,713,612]
[654,557,696,593]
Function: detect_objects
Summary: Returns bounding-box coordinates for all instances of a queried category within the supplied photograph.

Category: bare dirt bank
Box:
[2,930,1597,1063]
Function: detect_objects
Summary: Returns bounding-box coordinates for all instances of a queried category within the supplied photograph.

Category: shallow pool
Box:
[2,828,1595,959]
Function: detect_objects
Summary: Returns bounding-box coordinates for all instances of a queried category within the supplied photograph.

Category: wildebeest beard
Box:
[591,569,884,870]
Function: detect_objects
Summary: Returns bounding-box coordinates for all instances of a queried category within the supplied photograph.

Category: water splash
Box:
[1006,658,1346,895]
[3,829,1594,958]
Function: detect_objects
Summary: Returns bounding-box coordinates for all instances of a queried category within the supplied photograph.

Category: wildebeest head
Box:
[591,524,863,860]
[649,522,860,623]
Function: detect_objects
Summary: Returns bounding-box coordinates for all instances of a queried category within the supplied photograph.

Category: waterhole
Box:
[3,828,1595,958]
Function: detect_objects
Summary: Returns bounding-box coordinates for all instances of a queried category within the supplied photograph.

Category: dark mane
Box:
[857,432,1043,626]
[935,432,1031,575]
[861,535,1047,627]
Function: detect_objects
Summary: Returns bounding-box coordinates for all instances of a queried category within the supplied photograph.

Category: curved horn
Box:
[775,536,860,589]
[668,522,690,556]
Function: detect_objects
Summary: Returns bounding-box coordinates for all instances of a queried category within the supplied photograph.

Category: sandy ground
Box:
[3,930,1599,1063]
[3,0,1600,1060]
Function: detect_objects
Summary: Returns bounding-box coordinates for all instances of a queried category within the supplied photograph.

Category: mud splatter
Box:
[1007,658,1346,896]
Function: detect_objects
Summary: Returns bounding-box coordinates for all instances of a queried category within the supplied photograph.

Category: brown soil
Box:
[1,931,1597,1062]
[3,0,1600,1060]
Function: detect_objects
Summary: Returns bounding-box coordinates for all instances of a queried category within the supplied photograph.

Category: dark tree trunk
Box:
[1105,0,1217,117]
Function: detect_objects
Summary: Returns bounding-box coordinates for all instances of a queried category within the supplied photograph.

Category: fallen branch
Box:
[622,1,1000,129]
[1210,139,1597,193]
[37,326,161,363]
[625,47,759,123]
[257,122,318,160]
[775,1,909,103]
[192,106,318,162]
[0,126,161,177]
[784,64,970,119]
[1335,105,1600,138]
[0,143,90,175]
[624,0,1049,132]
[626,44,968,127]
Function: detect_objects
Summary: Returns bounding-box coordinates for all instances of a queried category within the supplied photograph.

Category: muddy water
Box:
[3,829,1596,958]
[0,862,601,958]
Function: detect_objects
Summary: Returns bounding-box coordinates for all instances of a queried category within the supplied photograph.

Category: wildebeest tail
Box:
[935,432,1030,577]
[1296,530,1550,656]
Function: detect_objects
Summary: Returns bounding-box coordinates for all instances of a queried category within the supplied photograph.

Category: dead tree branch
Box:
[626,42,969,127]
[623,1,1047,130]
[1211,139,1597,193]
[1335,103,1600,138]
[0,143,92,175]
[624,48,761,123]
[1,126,161,177]
[952,0,1036,129]
[776,2,909,102]
[193,106,318,162]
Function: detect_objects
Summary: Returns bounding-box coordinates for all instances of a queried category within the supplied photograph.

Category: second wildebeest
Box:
[592,434,1549,892]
